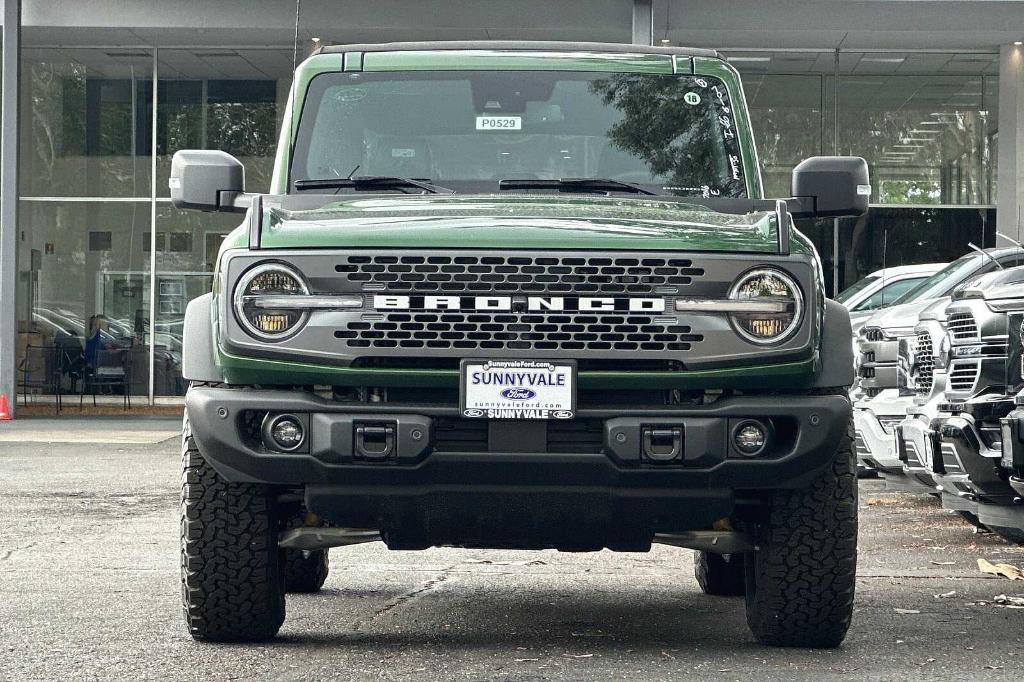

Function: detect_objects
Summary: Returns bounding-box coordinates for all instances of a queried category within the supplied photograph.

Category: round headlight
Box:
[728,268,803,345]
[234,263,309,340]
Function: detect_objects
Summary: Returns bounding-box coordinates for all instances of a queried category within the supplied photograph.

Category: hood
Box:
[861,297,947,335]
[986,282,1024,302]
[251,194,806,254]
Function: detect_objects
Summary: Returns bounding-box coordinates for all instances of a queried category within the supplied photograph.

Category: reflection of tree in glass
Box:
[589,75,745,197]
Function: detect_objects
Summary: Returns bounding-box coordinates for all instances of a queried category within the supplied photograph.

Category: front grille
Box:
[863,327,884,342]
[914,331,934,396]
[948,359,981,393]
[947,312,979,341]
[432,417,605,454]
[336,254,705,295]
[337,312,703,352]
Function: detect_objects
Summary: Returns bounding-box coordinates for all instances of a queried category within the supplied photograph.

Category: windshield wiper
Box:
[498,177,657,196]
[293,175,454,194]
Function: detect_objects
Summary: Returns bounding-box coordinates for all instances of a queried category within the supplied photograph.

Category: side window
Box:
[853,278,923,311]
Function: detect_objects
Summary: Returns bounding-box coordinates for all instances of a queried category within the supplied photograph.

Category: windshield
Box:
[290,70,748,198]
[890,255,979,305]
[835,275,878,304]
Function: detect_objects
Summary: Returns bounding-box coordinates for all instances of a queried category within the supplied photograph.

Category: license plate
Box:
[460,360,576,420]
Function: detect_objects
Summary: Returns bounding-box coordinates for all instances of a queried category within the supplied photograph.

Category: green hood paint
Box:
[250,195,807,254]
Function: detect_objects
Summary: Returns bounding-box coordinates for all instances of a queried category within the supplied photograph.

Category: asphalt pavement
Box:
[2,419,1024,681]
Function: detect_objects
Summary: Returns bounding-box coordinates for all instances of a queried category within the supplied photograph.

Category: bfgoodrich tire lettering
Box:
[180,411,286,641]
[744,417,858,648]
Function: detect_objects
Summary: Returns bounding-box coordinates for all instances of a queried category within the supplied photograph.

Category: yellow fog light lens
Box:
[728,268,803,345]
[234,263,310,340]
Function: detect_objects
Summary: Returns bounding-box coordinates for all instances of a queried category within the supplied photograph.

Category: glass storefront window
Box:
[155,49,293,196]
[21,48,153,198]
[17,200,153,398]
[738,72,825,198]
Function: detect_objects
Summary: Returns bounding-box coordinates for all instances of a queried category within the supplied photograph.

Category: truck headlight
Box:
[728,268,803,345]
[234,263,309,340]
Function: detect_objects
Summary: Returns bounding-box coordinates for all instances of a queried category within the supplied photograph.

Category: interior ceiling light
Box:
[726,56,771,63]
[1015,41,1023,45]
[909,129,941,134]
[860,57,906,63]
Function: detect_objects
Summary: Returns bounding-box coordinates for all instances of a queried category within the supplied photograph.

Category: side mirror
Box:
[169,150,246,212]
[791,156,870,218]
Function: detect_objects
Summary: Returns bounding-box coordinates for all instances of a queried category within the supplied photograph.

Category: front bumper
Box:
[853,395,905,471]
[186,387,850,544]
[1001,406,1024,498]
[894,415,938,495]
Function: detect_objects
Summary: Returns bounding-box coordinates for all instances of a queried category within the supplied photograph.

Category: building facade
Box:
[2,0,1023,406]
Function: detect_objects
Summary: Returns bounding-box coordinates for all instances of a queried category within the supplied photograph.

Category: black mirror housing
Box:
[169,150,245,212]
[791,156,870,218]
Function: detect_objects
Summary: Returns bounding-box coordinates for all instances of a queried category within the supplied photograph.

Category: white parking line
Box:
[0,431,178,444]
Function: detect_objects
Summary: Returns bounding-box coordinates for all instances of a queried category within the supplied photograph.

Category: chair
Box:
[81,347,131,409]
[17,344,60,412]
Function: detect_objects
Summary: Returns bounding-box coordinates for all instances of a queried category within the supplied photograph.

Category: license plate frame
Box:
[460,359,576,420]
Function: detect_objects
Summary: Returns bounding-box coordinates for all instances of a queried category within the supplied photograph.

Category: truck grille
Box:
[863,327,884,342]
[948,359,981,393]
[336,254,705,295]
[914,331,934,396]
[337,311,703,352]
[947,312,979,341]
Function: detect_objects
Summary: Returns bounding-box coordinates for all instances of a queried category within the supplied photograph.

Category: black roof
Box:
[319,40,721,59]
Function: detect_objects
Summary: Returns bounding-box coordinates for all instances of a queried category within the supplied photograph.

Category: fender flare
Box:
[813,299,854,388]
[182,293,223,383]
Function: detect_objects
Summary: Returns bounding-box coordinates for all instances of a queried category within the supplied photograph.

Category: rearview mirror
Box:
[791,156,870,218]
[169,150,246,212]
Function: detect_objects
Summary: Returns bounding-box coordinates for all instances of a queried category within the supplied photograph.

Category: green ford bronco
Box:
[173,42,868,647]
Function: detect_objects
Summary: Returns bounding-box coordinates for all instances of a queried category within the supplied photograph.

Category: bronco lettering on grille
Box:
[372,295,666,313]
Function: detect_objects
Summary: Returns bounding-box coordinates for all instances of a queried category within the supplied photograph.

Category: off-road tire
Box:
[284,549,330,593]
[180,412,286,641]
[744,417,858,648]
[695,551,746,596]
[988,525,1024,545]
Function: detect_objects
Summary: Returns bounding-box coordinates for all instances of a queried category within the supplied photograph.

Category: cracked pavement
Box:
[2,425,1024,680]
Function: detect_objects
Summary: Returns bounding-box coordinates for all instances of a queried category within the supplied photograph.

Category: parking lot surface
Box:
[2,420,1024,681]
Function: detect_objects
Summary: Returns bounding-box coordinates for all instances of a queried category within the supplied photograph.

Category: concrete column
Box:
[0,0,21,412]
[632,0,653,46]
[997,44,1024,242]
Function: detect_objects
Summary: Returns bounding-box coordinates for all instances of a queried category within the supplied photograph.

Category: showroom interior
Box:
[0,0,1023,407]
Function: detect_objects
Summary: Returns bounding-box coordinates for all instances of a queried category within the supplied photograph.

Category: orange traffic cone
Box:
[0,393,11,420]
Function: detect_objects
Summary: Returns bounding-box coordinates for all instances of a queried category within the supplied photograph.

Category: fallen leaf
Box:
[894,608,921,614]
[563,654,594,658]
[661,651,676,659]
[931,561,956,566]
[514,658,539,663]
[985,665,1002,670]
[978,558,1024,580]
[993,594,1024,606]
[935,591,957,599]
